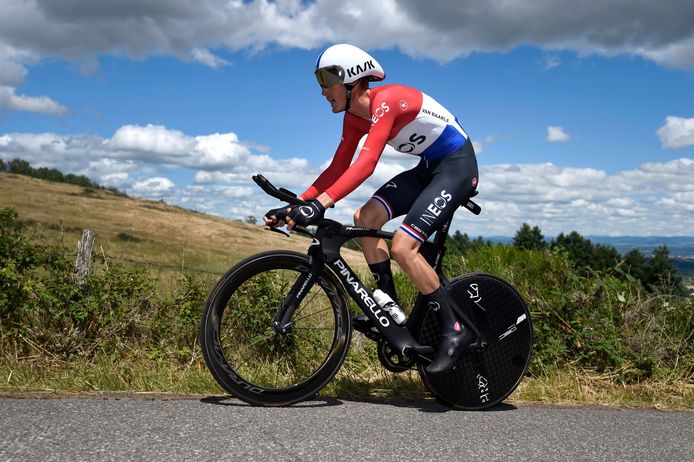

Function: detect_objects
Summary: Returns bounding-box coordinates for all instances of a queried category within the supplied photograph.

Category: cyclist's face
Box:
[321,84,347,113]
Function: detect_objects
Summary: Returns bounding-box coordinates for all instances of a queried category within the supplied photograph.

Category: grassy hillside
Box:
[0,173,366,277]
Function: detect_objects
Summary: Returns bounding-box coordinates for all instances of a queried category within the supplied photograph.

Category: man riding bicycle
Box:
[263,44,479,374]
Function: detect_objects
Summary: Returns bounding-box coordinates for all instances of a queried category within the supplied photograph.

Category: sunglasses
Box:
[315,65,345,88]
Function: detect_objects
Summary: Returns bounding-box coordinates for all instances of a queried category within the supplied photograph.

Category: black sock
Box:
[424,286,463,336]
[369,260,399,305]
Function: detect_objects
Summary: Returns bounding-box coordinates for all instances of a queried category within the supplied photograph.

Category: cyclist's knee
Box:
[390,233,419,268]
[354,201,387,228]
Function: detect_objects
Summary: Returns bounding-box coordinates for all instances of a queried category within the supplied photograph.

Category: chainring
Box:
[377,338,415,373]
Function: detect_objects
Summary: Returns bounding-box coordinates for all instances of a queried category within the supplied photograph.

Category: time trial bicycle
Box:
[199,175,533,410]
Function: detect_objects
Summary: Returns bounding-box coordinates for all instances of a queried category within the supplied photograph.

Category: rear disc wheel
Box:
[417,273,533,410]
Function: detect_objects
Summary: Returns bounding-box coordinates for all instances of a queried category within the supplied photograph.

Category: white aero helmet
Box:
[315,44,385,88]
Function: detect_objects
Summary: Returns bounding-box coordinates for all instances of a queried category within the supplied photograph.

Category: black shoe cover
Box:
[352,314,374,332]
[425,328,475,375]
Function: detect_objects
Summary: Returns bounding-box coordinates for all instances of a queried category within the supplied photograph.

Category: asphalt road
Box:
[1,395,692,461]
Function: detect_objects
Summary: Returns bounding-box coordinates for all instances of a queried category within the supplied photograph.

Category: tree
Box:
[245,215,258,225]
[449,230,472,253]
[35,167,65,183]
[551,231,594,272]
[0,158,6,172]
[513,223,547,250]
[622,248,647,283]
[8,158,32,175]
[592,244,621,273]
[646,246,684,294]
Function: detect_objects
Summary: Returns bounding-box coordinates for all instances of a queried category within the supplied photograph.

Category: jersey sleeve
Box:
[323,91,396,202]
[299,115,365,200]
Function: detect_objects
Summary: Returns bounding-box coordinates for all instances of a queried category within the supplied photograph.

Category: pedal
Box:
[402,344,435,364]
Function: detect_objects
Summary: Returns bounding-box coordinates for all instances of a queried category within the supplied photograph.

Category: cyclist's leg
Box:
[353,199,390,263]
[391,144,478,293]
[391,143,479,373]
[355,164,427,302]
[353,201,400,304]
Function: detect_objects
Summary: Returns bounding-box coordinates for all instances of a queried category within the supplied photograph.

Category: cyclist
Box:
[263,44,479,374]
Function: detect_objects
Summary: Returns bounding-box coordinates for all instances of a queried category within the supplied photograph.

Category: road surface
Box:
[1,395,692,461]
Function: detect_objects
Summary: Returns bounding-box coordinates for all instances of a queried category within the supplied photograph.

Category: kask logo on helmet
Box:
[346,60,375,79]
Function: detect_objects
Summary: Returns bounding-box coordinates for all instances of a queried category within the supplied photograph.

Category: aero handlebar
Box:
[253,174,308,206]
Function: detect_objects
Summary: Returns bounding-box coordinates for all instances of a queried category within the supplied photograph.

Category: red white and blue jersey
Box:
[301,84,469,202]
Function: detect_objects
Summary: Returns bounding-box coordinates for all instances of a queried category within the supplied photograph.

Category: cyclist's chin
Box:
[330,101,345,113]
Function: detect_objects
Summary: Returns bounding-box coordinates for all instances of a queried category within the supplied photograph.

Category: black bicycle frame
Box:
[272,214,483,362]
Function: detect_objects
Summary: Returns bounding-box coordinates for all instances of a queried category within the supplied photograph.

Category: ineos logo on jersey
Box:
[371,102,390,125]
[397,133,427,153]
[346,60,375,78]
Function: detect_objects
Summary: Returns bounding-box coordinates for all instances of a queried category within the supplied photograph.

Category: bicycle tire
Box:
[200,250,351,406]
[417,273,533,410]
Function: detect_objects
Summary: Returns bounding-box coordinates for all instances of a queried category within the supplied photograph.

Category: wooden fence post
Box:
[76,229,95,287]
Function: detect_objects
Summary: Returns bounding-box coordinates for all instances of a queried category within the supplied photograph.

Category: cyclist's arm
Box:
[299,118,363,200]
[322,107,393,203]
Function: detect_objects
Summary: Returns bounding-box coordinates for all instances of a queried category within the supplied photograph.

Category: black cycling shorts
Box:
[371,139,478,243]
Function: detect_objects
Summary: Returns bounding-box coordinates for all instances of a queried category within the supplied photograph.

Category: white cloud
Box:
[657,116,694,150]
[132,177,175,195]
[191,48,231,68]
[547,126,570,143]
[106,124,253,170]
[542,55,561,70]
[223,187,254,198]
[109,124,193,156]
[0,85,68,115]
[2,126,693,237]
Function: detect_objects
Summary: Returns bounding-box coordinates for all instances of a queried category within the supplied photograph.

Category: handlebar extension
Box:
[252,174,308,206]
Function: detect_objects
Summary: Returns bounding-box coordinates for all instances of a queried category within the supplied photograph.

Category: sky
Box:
[1,0,694,238]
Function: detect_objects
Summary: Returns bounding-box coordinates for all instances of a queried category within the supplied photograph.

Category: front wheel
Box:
[199,250,351,406]
[417,273,533,410]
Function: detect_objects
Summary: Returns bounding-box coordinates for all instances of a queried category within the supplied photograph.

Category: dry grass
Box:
[0,173,367,275]
[514,368,694,409]
[3,358,691,410]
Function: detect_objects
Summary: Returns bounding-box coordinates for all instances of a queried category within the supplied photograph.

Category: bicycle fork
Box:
[272,239,323,334]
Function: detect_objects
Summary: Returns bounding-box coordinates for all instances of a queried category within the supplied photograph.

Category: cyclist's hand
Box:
[287,199,325,229]
[263,205,291,229]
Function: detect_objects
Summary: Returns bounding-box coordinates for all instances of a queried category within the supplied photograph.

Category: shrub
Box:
[0,207,207,363]
[445,243,693,382]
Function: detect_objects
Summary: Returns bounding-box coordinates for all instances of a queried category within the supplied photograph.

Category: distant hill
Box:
[486,235,694,257]
[585,236,694,258]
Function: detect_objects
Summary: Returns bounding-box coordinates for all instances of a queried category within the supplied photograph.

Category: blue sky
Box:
[1,0,694,237]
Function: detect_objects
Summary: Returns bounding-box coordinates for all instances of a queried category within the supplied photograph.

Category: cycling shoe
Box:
[425,328,475,375]
[352,314,374,333]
